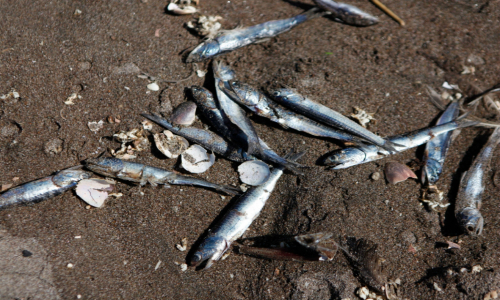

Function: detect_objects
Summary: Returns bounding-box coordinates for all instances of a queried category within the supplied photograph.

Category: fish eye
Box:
[191,253,202,263]
[467,225,475,232]
[273,91,280,96]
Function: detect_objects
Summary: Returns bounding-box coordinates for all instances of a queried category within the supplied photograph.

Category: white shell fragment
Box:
[237,160,271,186]
[186,15,223,39]
[64,93,81,105]
[181,145,215,173]
[442,81,460,91]
[147,82,160,91]
[153,130,189,158]
[351,106,375,128]
[88,120,104,133]
[112,128,150,159]
[76,179,115,207]
[167,2,197,14]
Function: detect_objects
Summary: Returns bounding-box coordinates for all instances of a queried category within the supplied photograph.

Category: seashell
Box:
[170,101,197,126]
[384,161,417,184]
[153,130,189,158]
[237,160,270,186]
[75,179,115,207]
[167,3,197,15]
[181,145,215,173]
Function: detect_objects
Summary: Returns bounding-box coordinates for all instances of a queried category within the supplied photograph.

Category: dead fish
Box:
[170,101,197,126]
[189,152,304,269]
[455,127,500,235]
[323,118,478,169]
[384,161,417,184]
[0,167,92,210]
[186,8,325,62]
[84,157,240,195]
[313,0,379,26]
[271,88,401,153]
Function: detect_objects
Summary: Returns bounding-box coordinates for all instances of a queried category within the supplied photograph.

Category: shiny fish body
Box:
[271,88,400,153]
[186,8,324,62]
[191,86,304,173]
[84,157,239,195]
[313,0,379,26]
[455,127,500,235]
[213,61,263,157]
[189,153,301,269]
[143,113,250,162]
[421,102,460,186]
[223,81,367,145]
[0,168,91,209]
[324,119,478,169]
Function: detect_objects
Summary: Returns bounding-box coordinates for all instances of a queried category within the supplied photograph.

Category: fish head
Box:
[422,159,441,186]
[84,157,124,177]
[457,207,484,235]
[53,168,92,186]
[228,81,260,106]
[271,88,303,103]
[322,148,367,168]
[186,40,220,63]
[191,86,213,105]
[189,236,229,269]
[212,60,235,81]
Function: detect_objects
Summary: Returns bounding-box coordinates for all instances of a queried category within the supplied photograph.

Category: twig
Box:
[370,0,405,26]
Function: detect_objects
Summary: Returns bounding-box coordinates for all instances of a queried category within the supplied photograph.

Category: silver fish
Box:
[455,127,500,235]
[271,88,401,153]
[0,167,91,209]
[189,152,303,269]
[421,101,460,187]
[84,157,240,195]
[143,113,304,174]
[324,118,478,169]
[213,61,263,157]
[221,80,368,145]
[313,0,379,26]
[186,8,324,62]
[191,86,304,172]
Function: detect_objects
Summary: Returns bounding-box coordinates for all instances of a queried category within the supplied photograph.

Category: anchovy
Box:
[186,8,325,62]
[455,127,500,235]
[271,88,401,153]
[213,61,263,157]
[189,152,303,269]
[313,0,379,26]
[143,113,304,174]
[421,101,460,187]
[191,86,304,171]
[0,167,91,209]
[84,157,240,195]
[221,81,368,145]
[323,118,478,169]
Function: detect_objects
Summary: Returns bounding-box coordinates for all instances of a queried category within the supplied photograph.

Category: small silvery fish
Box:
[213,61,263,158]
[189,152,303,269]
[271,88,401,153]
[186,8,325,62]
[0,167,91,209]
[191,86,304,173]
[323,118,478,169]
[221,80,368,145]
[455,127,500,235]
[313,0,379,26]
[84,157,240,195]
[421,101,460,187]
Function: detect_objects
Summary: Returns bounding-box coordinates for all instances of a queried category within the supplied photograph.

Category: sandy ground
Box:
[1,0,500,299]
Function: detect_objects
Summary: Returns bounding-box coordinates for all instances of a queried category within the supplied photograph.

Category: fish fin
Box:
[300,7,328,20]
[425,85,447,111]
[283,150,306,162]
[380,140,404,154]
[219,185,242,195]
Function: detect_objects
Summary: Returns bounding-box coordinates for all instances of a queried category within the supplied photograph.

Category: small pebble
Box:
[154,260,162,271]
[170,101,197,126]
[77,295,82,299]
[180,263,188,272]
[22,250,33,257]
[67,263,74,268]
[371,172,380,181]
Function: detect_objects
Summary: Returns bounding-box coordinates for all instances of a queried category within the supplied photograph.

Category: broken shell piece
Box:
[64,93,81,105]
[237,161,270,186]
[170,101,197,126]
[351,106,375,128]
[88,120,104,133]
[167,2,197,15]
[186,15,223,39]
[384,162,417,184]
[153,130,189,158]
[76,179,115,207]
[147,82,160,91]
[181,145,215,173]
